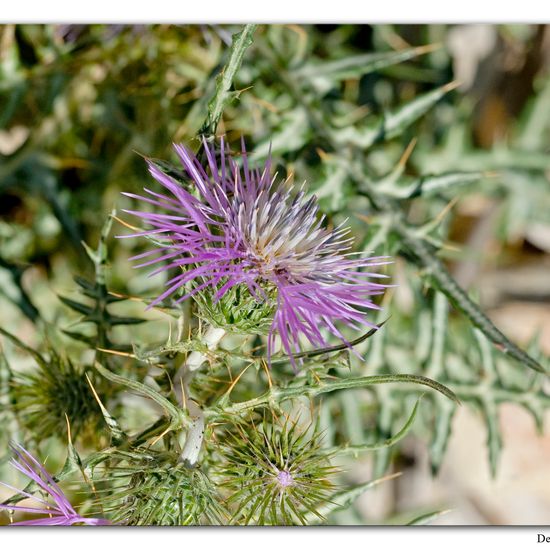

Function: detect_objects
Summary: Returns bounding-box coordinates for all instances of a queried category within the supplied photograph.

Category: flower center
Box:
[276,469,294,487]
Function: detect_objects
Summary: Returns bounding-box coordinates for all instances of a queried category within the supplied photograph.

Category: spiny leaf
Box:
[251,107,311,160]
[61,330,96,346]
[408,171,487,198]
[58,295,93,316]
[480,397,502,479]
[0,256,40,322]
[518,75,550,151]
[215,372,458,418]
[86,373,128,446]
[271,320,388,365]
[377,170,487,200]
[387,209,546,374]
[145,157,187,183]
[73,275,96,292]
[333,81,459,149]
[407,508,452,525]
[304,473,402,524]
[57,414,84,480]
[105,314,145,326]
[73,275,125,303]
[331,395,424,456]
[0,326,46,366]
[302,373,459,403]
[429,397,456,475]
[293,44,439,82]
[94,362,188,430]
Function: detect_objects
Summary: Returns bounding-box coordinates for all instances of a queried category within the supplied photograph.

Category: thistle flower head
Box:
[102,450,225,525]
[0,443,111,526]
[219,417,336,525]
[11,351,104,445]
[121,138,389,364]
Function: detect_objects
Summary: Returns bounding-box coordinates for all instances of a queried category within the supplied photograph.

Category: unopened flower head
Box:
[121,138,389,364]
[0,443,111,526]
[102,450,225,525]
[221,417,336,525]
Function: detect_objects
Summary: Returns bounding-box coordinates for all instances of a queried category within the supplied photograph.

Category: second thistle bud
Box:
[103,450,225,526]
[218,416,336,525]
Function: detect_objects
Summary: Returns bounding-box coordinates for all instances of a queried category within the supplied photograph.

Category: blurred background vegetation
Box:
[0,24,549,525]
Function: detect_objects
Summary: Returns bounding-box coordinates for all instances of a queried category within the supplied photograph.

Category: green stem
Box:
[200,24,258,138]
[211,373,458,418]
[174,325,226,466]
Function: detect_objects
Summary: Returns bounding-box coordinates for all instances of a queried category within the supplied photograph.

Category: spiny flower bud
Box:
[102,450,225,526]
[192,279,276,335]
[10,345,105,446]
[218,416,336,525]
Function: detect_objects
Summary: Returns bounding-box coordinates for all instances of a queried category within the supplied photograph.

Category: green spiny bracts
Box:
[102,450,226,526]
[218,416,337,525]
[192,281,277,335]
[3,333,106,446]
[12,359,104,444]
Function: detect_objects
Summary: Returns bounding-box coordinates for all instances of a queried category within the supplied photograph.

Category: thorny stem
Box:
[199,24,258,138]
[175,325,226,466]
[210,373,458,418]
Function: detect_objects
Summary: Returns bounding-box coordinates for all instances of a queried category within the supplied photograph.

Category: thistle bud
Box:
[103,450,225,526]
[218,417,336,525]
[10,346,105,446]
[192,281,276,335]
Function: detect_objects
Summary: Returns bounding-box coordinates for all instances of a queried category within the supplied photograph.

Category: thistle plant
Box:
[1,24,549,527]
[119,136,390,466]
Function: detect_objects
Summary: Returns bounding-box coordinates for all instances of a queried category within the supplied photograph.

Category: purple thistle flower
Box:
[120,138,389,366]
[0,444,111,526]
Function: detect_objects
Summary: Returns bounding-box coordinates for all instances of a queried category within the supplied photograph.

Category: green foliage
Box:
[306,473,402,524]
[359,290,549,478]
[61,212,145,353]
